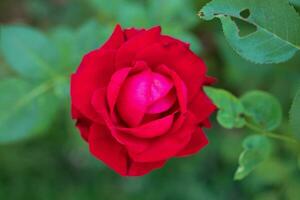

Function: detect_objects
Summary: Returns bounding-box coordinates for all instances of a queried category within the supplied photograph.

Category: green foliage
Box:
[0,26,60,80]
[199,0,300,63]
[289,87,300,139]
[0,25,71,143]
[241,91,282,131]
[0,78,59,144]
[234,135,271,180]
[205,87,245,128]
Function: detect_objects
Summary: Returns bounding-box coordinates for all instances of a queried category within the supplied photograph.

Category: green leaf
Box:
[219,16,297,64]
[234,135,271,180]
[50,26,78,72]
[0,25,59,80]
[0,78,59,144]
[205,87,245,128]
[289,87,300,139]
[290,0,300,7]
[199,0,300,63]
[241,91,282,131]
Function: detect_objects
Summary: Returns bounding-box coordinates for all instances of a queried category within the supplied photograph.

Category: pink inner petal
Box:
[146,91,177,114]
[117,70,152,127]
[117,69,177,127]
[149,72,173,103]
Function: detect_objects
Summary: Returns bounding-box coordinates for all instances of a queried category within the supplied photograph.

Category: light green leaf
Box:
[241,91,282,131]
[289,87,300,139]
[50,26,78,72]
[234,135,271,180]
[290,0,300,7]
[205,87,245,128]
[199,0,300,63]
[0,25,59,80]
[0,78,59,144]
[219,16,297,64]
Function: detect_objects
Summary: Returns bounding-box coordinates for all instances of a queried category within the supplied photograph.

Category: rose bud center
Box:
[116,70,177,127]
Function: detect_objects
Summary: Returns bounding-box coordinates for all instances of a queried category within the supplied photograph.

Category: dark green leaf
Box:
[205,87,245,128]
[234,135,271,180]
[241,91,282,131]
[289,87,300,139]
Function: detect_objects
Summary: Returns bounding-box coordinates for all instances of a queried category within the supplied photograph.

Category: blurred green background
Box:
[1,0,300,199]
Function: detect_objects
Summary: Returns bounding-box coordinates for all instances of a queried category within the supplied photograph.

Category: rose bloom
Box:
[71,25,216,176]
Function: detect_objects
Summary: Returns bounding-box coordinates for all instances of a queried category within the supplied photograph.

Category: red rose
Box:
[71,25,216,176]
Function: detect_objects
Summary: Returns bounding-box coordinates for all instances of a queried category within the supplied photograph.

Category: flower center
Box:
[116,70,176,127]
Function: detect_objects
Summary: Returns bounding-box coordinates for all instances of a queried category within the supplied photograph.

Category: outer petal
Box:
[117,114,174,138]
[71,50,116,120]
[157,64,187,114]
[189,90,217,124]
[89,123,128,175]
[76,118,91,142]
[100,24,125,50]
[124,28,145,40]
[89,123,165,176]
[176,128,208,157]
[127,160,166,176]
[115,26,161,68]
[128,113,197,162]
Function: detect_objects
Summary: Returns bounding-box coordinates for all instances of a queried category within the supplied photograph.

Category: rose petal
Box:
[89,123,128,175]
[89,123,166,176]
[146,90,177,114]
[150,72,174,102]
[71,104,81,119]
[124,28,145,40]
[116,26,161,68]
[107,67,132,113]
[160,36,207,101]
[116,70,152,127]
[127,160,166,176]
[157,64,188,114]
[137,36,208,102]
[189,90,217,124]
[176,128,208,157]
[204,76,217,85]
[92,88,151,153]
[129,113,197,162]
[76,118,91,142]
[135,42,166,68]
[117,114,174,138]
[71,50,115,120]
[101,24,125,50]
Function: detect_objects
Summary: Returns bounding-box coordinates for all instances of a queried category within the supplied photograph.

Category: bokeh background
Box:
[1,0,300,199]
